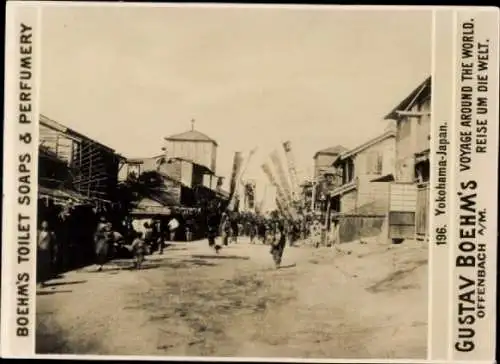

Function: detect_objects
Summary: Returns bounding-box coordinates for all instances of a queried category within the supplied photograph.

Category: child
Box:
[129,232,146,269]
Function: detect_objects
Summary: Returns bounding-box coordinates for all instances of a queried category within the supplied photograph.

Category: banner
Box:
[243,180,256,210]
[282,140,300,200]
[269,150,293,203]
[228,151,243,198]
[261,162,293,219]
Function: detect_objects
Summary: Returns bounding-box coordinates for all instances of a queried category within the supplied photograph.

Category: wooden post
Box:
[323,195,331,246]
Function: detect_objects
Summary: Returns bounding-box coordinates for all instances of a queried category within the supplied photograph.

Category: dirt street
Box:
[36,238,428,359]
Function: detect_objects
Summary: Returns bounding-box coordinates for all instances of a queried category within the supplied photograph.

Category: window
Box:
[366,152,383,175]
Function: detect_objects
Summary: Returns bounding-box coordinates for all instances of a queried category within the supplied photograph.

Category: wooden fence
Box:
[415,182,429,241]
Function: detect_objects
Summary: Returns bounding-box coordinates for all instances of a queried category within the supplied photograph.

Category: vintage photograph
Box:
[35,5,432,359]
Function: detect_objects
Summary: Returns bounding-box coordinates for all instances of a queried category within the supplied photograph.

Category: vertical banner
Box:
[2,3,41,358]
[243,180,256,211]
[450,8,498,363]
[282,141,300,200]
[429,9,454,361]
[261,162,291,218]
[227,151,243,211]
[269,150,293,203]
[228,149,256,212]
[238,147,257,185]
[229,151,243,197]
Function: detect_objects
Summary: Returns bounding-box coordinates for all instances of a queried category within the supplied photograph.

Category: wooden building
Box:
[164,124,218,173]
[39,114,123,206]
[330,127,396,214]
[120,154,228,211]
[311,145,347,211]
[384,76,431,242]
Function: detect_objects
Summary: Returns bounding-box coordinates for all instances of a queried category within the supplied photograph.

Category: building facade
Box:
[384,76,431,241]
[330,128,396,214]
[312,145,346,211]
[385,76,431,183]
[39,114,122,205]
[164,127,218,173]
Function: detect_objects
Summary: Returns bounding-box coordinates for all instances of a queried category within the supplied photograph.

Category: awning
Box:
[39,186,91,205]
[371,173,395,182]
[328,180,357,198]
[130,208,172,216]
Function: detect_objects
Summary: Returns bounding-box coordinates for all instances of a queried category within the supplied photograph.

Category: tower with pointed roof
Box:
[164,120,218,173]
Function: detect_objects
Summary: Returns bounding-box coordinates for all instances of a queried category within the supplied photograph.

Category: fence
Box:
[337,214,386,243]
[415,182,429,241]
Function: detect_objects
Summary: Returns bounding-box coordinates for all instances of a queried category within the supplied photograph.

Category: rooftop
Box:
[314,145,347,159]
[384,76,431,120]
[333,129,396,164]
[40,114,117,154]
[165,129,218,146]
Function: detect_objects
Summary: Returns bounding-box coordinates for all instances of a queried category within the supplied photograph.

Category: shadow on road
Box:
[278,263,297,269]
[80,256,220,274]
[182,259,217,266]
[37,290,73,296]
[123,264,161,271]
[366,259,427,293]
[191,254,250,260]
[42,280,87,288]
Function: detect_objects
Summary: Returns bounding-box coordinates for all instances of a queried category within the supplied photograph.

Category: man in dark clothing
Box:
[270,220,286,269]
[206,210,219,248]
[230,215,239,243]
[249,220,258,243]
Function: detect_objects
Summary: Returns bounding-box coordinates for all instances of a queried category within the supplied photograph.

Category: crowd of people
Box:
[37,197,339,286]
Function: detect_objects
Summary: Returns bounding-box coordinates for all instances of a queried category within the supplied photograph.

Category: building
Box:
[299,180,314,212]
[330,127,396,214]
[39,114,124,272]
[384,76,431,183]
[39,114,123,206]
[384,76,431,241]
[313,145,346,179]
[311,145,347,211]
[119,123,228,216]
[120,155,228,211]
[164,122,218,173]
[322,127,396,244]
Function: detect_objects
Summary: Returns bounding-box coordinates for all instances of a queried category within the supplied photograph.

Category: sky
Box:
[40,4,432,196]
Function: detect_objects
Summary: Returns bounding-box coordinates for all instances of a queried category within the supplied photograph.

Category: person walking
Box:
[219,212,231,248]
[310,219,322,248]
[249,220,258,244]
[206,208,219,249]
[37,220,56,287]
[230,214,239,244]
[129,232,146,269]
[94,217,111,272]
[270,220,287,269]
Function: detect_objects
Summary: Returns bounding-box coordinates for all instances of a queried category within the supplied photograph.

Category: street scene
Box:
[37,238,427,358]
[37,5,432,359]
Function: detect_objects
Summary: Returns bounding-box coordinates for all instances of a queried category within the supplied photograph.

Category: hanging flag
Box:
[270,150,293,203]
[243,180,256,210]
[229,152,243,197]
[261,162,293,219]
[227,152,244,211]
[282,141,300,200]
[258,183,267,213]
[238,147,258,186]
